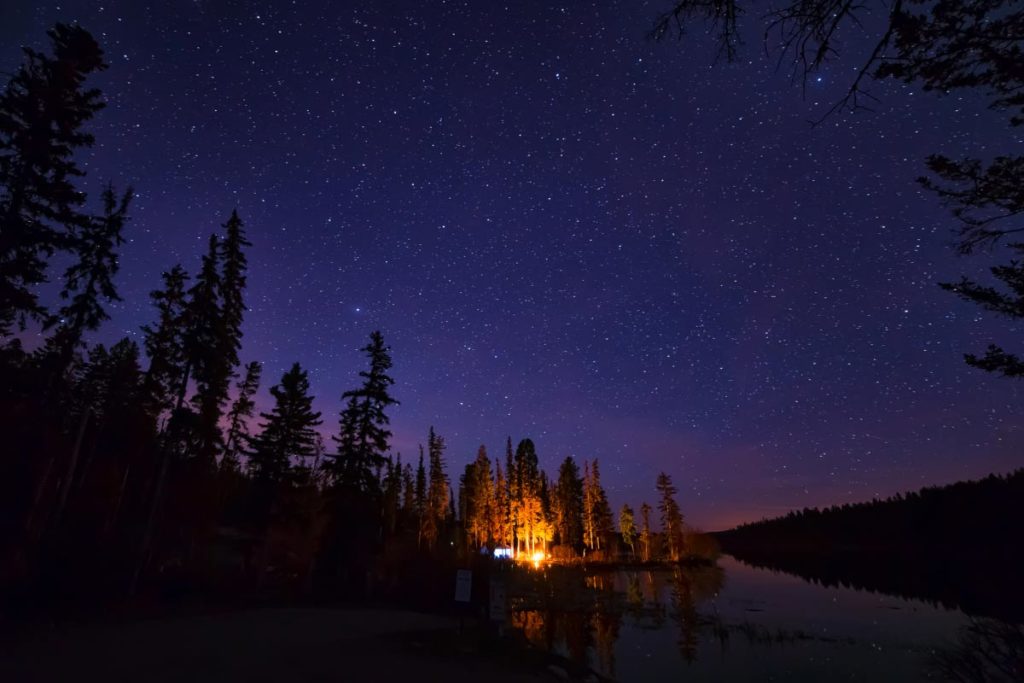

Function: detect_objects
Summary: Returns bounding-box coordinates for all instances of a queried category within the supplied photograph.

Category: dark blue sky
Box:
[6,1,1022,529]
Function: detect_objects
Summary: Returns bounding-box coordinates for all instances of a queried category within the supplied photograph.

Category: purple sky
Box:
[5,1,1022,529]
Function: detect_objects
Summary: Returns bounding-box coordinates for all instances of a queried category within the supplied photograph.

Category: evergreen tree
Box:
[493,459,509,549]
[422,426,448,549]
[554,456,584,555]
[513,438,543,555]
[464,445,494,549]
[248,363,322,484]
[590,459,614,550]
[583,459,613,551]
[382,454,402,535]
[656,472,685,561]
[217,210,249,372]
[401,462,415,514]
[223,360,261,471]
[414,447,427,546]
[640,502,653,562]
[141,265,189,416]
[47,183,132,374]
[619,504,637,559]
[0,24,107,334]
[328,331,398,495]
[187,234,228,462]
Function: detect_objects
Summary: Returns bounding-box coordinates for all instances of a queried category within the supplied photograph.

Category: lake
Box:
[509,555,1020,681]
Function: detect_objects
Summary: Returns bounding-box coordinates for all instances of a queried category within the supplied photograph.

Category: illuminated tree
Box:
[463,445,495,550]
[619,504,637,560]
[640,502,653,562]
[584,459,613,552]
[656,472,685,561]
[493,459,510,549]
[512,438,543,555]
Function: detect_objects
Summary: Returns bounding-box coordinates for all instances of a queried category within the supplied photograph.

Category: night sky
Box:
[5,1,1022,529]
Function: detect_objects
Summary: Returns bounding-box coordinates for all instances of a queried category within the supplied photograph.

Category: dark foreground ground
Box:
[0,608,563,682]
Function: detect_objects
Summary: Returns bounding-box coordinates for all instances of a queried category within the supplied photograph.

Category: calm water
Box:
[509,555,1013,681]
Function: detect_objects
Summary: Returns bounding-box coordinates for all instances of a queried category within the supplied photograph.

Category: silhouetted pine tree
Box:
[186,235,228,462]
[141,265,189,416]
[414,447,426,546]
[382,454,402,535]
[656,472,684,561]
[217,210,249,372]
[223,360,261,471]
[401,462,415,516]
[248,363,322,485]
[0,24,106,334]
[41,184,132,385]
[554,456,584,554]
[422,427,448,549]
[327,330,398,495]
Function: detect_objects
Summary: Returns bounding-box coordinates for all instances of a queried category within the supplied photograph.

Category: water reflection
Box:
[511,564,725,678]
[508,557,1020,681]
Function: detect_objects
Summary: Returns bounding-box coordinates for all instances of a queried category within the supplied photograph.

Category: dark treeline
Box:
[0,25,710,619]
[717,470,1024,623]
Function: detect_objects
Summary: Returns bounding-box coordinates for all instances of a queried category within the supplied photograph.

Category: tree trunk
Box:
[130,361,191,595]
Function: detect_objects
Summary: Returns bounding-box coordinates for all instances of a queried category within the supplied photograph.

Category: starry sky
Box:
[5,1,1022,530]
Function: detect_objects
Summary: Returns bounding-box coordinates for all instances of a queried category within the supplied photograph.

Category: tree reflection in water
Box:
[509,564,725,676]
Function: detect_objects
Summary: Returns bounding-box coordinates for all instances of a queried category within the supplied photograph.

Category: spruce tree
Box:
[640,502,653,562]
[493,460,509,549]
[619,504,637,559]
[248,362,322,484]
[382,454,402,535]
[422,426,448,549]
[217,209,249,372]
[401,462,415,514]
[513,439,542,555]
[141,265,189,415]
[223,360,261,471]
[46,183,132,375]
[589,459,614,551]
[656,472,685,561]
[186,234,228,461]
[328,331,398,495]
[414,447,426,546]
[554,456,584,554]
[0,24,106,334]
[468,445,494,549]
